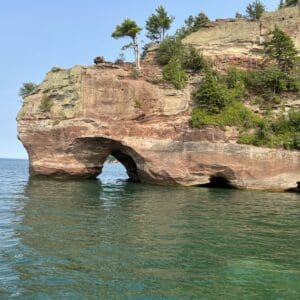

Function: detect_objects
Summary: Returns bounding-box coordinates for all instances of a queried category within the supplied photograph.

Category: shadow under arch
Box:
[71,137,144,182]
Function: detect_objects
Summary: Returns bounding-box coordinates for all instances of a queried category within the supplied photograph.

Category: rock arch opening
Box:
[71,137,142,182]
[110,150,140,182]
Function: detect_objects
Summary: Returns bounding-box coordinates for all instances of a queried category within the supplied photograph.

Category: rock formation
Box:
[17,63,300,192]
[183,6,300,68]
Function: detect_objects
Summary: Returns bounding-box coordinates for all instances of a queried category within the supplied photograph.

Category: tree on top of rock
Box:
[146,6,174,43]
[112,19,142,69]
[285,0,298,6]
[175,12,210,39]
[19,82,37,99]
[246,0,266,20]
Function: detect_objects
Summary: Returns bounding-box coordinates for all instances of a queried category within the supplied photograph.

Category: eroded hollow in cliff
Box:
[200,176,234,189]
[72,137,141,182]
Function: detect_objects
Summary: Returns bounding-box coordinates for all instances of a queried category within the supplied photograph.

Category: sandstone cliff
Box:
[183,6,300,68]
[17,63,300,192]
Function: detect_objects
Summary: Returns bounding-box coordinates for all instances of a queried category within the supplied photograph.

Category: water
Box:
[0,159,299,299]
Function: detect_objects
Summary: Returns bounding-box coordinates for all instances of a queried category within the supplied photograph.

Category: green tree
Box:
[265,26,298,71]
[162,56,187,89]
[194,74,228,113]
[175,12,209,39]
[19,82,37,99]
[278,0,284,8]
[246,0,265,20]
[285,0,298,6]
[156,37,184,65]
[183,46,208,73]
[146,6,174,43]
[193,12,210,30]
[112,19,142,69]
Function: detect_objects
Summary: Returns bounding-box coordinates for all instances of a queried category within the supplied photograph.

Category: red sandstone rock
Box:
[17,64,300,192]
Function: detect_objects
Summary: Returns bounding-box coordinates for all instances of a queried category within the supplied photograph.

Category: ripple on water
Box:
[0,159,299,299]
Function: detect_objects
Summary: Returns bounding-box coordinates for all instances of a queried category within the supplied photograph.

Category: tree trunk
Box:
[132,37,141,69]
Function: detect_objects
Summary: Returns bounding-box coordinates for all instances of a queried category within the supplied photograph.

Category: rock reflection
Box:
[7,176,300,298]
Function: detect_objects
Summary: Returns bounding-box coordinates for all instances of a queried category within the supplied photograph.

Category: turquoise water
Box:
[0,159,299,299]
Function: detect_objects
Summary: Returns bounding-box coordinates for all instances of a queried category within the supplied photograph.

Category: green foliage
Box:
[155,37,184,65]
[51,67,62,72]
[156,38,209,88]
[246,0,265,20]
[131,68,141,79]
[226,68,245,89]
[19,82,37,99]
[146,6,174,42]
[112,19,142,68]
[265,26,298,72]
[112,19,142,39]
[190,101,261,129]
[182,46,208,73]
[285,0,298,6]
[194,74,232,113]
[294,132,300,149]
[39,95,53,113]
[238,132,257,144]
[238,110,300,149]
[235,12,244,18]
[134,99,142,109]
[278,0,285,8]
[115,53,125,64]
[141,43,155,60]
[193,12,210,30]
[162,56,187,89]
[244,66,290,94]
[228,66,300,105]
[176,12,210,39]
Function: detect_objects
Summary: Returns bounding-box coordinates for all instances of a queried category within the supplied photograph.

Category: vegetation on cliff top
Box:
[20,1,299,151]
[112,19,142,69]
[279,0,298,8]
[145,6,174,43]
[190,24,300,150]
[19,82,37,99]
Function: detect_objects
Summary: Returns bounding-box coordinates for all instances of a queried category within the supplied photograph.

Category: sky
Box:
[0,0,278,159]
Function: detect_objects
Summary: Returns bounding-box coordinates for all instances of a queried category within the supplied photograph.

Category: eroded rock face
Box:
[183,6,300,69]
[18,64,300,192]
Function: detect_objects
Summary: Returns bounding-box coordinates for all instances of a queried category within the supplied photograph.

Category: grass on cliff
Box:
[39,95,53,113]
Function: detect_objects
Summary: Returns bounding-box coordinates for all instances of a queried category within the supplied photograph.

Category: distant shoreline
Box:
[0,157,28,160]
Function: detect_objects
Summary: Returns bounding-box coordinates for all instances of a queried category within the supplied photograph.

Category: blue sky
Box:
[0,0,277,159]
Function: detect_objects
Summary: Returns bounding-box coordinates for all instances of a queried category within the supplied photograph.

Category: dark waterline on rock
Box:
[0,159,299,299]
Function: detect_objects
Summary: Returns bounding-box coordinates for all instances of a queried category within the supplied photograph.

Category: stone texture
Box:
[183,6,300,69]
[18,64,300,192]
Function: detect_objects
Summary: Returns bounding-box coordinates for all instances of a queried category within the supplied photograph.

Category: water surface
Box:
[0,159,299,299]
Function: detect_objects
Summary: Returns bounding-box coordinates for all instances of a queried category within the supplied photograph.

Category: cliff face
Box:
[18,64,300,192]
[183,6,300,68]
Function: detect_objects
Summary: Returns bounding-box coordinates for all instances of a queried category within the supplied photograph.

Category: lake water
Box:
[0,158,299,299]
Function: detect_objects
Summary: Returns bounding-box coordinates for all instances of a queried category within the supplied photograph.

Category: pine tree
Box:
[193,12,210,30]
[19,82,37,99]
[146,6,174,43]
[278,0,284,9]
[285,0,298,6]
[265,26,298,71]
[246,0,266,20]
[112,19,142,69]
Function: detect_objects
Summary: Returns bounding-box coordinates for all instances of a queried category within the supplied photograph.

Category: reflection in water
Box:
[0,160,299,299]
